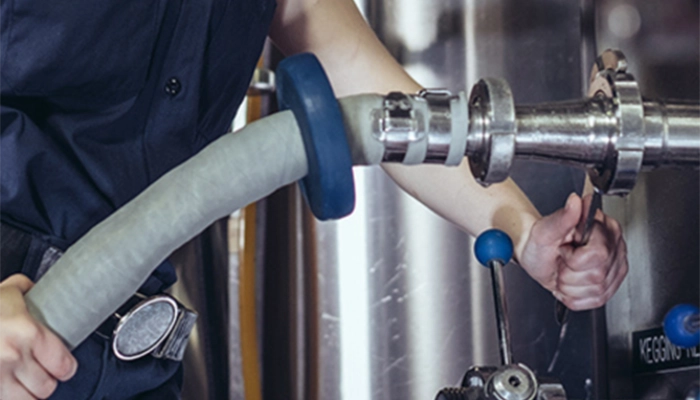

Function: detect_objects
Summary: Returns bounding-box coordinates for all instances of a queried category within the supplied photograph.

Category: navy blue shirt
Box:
[2,0,277,398]
[1,0,276,249]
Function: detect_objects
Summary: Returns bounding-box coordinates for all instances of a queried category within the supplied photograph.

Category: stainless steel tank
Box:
[261,1,607,399]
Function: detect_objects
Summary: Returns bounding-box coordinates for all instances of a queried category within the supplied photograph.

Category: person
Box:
[0,0,628,398]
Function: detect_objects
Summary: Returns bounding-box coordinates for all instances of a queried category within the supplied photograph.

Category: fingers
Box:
[32,326,77,382]
[0,376,38,400]
[0,275,76,400]
[558,253,619,299]
[554,217,628,311]
[0,323,72,400]
[560,256,627,311]
[14,358,57,399]
[561,212,622,271]
[0,345,33,400]
[519,193,628,311]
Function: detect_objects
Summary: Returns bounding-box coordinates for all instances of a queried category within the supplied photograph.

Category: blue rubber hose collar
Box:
[474,229,514,267]
[276,53,356,220]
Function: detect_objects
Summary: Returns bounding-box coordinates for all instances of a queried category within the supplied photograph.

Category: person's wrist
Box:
[510,213,539,266]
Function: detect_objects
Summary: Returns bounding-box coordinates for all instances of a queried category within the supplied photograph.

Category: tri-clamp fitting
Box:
[372,50,700,195]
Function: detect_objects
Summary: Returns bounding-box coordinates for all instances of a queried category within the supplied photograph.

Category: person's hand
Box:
[518,193,628,311]
[0,274,77,399]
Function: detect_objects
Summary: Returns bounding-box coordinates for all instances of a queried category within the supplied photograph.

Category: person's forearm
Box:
[269,0,541,259]
[381,162,541,259]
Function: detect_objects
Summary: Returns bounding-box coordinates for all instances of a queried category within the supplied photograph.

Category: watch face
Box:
[113,296,178,360]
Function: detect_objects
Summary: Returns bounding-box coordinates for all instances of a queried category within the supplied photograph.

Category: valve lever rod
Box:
[490,257,512,366]
[474,230,515,366]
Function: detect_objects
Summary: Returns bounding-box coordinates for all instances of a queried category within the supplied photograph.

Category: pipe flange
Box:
[468,78,516,186]
[587,49,645,195]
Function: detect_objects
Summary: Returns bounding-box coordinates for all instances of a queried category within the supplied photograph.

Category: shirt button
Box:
[165,77,181,96]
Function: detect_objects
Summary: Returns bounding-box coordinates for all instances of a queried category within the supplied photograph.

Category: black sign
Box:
[633,327,700,373]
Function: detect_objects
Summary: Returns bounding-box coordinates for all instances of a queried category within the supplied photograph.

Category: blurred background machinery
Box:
[171,1,699,399]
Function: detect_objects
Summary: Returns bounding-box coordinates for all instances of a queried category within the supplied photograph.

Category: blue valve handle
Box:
[474,229,514,365]
[474,229,514,267]
[664,304,700,349]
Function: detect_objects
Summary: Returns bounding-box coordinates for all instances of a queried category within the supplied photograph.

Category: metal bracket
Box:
[247,68,276,95]
[419,89,455,163]
[374,92,425,162]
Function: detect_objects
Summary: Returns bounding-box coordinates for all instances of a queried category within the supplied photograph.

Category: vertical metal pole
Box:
[489,260,512,366]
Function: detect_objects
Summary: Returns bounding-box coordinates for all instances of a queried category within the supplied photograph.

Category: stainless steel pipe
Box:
[371,50,700,195]
[641,100,700,168]
[467,68,700,195]
[512,98,700,170]
[512,98,618,167]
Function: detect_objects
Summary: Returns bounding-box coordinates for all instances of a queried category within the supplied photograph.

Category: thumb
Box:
[0,273,35,294]
[531,193,582,246]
